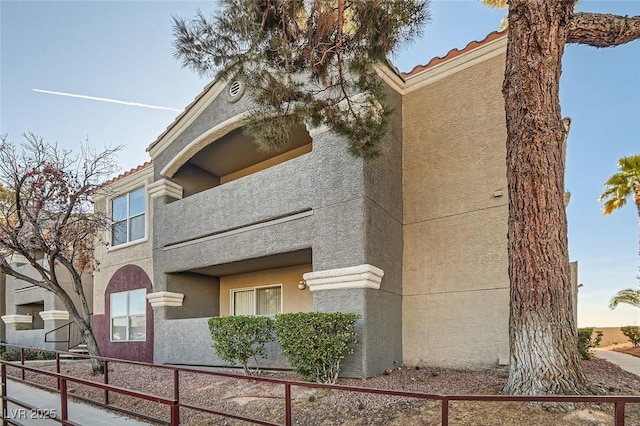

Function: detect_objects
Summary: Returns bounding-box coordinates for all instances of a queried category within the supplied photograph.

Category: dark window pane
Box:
[112,221,127,246]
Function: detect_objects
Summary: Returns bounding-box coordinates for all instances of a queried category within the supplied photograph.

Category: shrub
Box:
[274,312,359,384]
[0,348,56,361]
[208,315,274,375]
[577,328,602,360]
[621,326,640,347]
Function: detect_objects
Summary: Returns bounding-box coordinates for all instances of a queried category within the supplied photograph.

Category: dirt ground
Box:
[8,354,640,426]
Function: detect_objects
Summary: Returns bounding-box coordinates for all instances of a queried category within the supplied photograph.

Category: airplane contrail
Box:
[32,88,182,112]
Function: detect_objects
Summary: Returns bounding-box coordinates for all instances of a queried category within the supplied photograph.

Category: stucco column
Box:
[303,264,393,378]
[39,310,71,351]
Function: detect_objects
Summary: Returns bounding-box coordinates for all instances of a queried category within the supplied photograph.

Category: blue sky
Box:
[1,1,638,327]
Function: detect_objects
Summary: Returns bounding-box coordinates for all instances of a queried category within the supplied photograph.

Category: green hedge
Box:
[621,326,640,347]
[0,348,56,361]
[208,316,274,375]
[577,328,602,360]
[274,312,359,384]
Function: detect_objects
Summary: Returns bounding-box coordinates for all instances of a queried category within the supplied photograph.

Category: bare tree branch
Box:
[568,12,640,47]
[0,133,121,373]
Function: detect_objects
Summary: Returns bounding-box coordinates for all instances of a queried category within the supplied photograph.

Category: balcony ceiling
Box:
[189,249,312,277]
[189,125,312,177]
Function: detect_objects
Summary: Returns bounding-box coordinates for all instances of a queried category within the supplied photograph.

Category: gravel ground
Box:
[7,355,640,426]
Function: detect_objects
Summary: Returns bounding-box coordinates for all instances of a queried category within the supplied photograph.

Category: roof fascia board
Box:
[92,166,154,201]
[376,63,407,95]
[402,36,507,94]
[148,79,228,159]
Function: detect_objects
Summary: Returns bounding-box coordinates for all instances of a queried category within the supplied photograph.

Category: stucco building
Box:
[1,255,93,351]
[7,31,578,377]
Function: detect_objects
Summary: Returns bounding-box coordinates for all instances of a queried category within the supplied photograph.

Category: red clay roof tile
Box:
[401,30,507,78]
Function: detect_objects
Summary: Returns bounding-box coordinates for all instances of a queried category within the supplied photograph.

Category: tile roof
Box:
[100,161,153,189]
[401,30,507,79]
[147,30,508,153]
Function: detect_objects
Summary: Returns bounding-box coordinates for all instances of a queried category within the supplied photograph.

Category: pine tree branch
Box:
[567,12,640,47]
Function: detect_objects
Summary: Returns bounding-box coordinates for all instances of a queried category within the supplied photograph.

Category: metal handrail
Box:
[43,320,86,350]
[1,343,638,426]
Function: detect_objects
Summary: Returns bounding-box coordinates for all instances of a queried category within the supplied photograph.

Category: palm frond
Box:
[609,288,640,310]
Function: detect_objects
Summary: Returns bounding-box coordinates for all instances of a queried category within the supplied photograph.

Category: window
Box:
[111,188,146,246]
[232,285,281,316]
[110,289,146,341]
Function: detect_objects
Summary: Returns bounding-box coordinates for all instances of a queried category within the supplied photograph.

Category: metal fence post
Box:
[104,360,109,405]
[20,348,25,381]
[60,378,68,422]
[2,363,7,426]
[441,396,449,426]
[285,383,292,426]
[615,401,625,426]
[56,352,61,391]
[170,400,179,425]
[173,369,180,422]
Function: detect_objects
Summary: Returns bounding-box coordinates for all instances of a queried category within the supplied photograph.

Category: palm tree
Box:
[600,154,640,218]
[600,154,640,311]
[609,288,640,310]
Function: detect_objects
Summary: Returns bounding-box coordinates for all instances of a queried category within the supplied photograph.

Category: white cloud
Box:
[33,88,181,112]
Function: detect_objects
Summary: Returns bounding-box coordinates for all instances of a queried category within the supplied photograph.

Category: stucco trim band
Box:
[303,264,384,292]
[1,314,33,324]
[39,310,70,321]
[160,111,250,178]
[148,179,183,200]
[7,254,29,265]
[147,291,185,308]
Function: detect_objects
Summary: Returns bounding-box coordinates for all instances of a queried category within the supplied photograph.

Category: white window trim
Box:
[107,185,149,251]
[110,289,147,343]
[230,284,283,316]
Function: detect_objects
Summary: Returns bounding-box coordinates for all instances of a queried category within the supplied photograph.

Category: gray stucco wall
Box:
[149,77,407,377]
[152,129,376,371]
[4,263,87,351]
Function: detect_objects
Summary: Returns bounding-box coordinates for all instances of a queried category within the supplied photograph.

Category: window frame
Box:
[110,187,147,248]
[230,284,283,316]
[109,289,147,342]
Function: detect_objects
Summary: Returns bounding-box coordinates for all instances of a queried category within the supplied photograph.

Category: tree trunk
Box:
[53,285,104,374]
[502,0,592,395]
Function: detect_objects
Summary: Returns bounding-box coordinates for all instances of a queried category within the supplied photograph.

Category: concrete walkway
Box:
[595,348,640,377]
[3,380,152,425]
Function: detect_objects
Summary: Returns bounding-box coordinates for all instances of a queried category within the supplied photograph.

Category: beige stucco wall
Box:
[219,264,313,316]
[92,166,154,315]
[401,52,510,368]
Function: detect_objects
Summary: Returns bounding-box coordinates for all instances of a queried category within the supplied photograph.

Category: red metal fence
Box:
[1,344,639,426]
